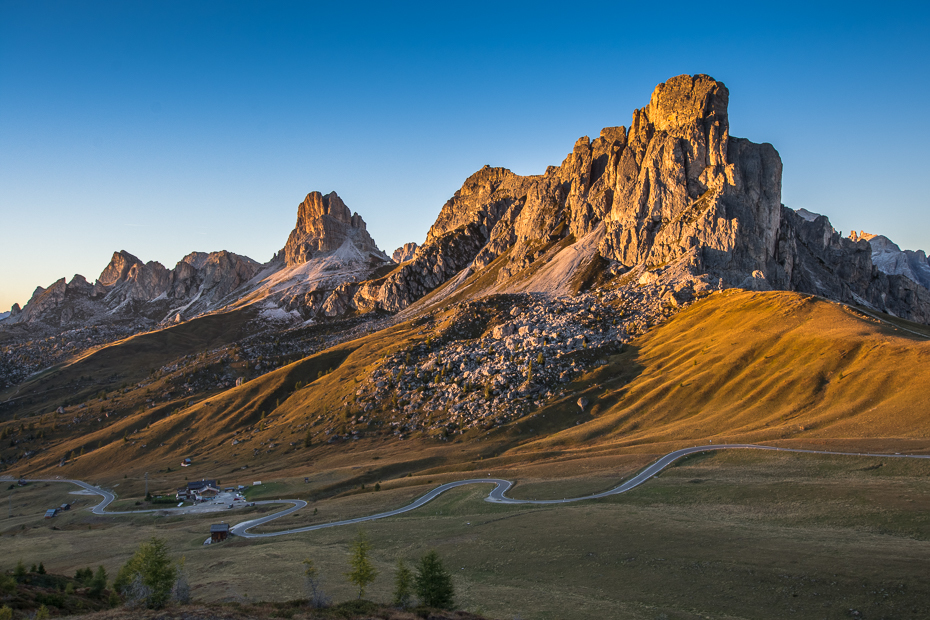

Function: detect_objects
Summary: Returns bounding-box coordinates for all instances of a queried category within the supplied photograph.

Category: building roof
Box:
[187,479,217,490]
[210,523,230,533]
[44,509,57,517]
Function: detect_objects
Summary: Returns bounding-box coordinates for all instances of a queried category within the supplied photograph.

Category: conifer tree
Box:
[414,550,454,609]
[392,559,414,609]
[345,529,377,599]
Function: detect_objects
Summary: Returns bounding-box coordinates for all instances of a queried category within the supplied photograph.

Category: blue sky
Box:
[1,1,929,311]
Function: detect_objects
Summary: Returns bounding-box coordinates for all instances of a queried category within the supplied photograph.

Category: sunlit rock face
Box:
[7,74,930,332]
[283,191,385,267]
[343,74,930,323]
[392,242,418,263]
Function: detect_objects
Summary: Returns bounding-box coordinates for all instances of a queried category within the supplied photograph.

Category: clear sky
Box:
[2,1,929,312]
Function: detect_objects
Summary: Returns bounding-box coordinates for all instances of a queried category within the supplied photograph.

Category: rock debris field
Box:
[347,285,688,440]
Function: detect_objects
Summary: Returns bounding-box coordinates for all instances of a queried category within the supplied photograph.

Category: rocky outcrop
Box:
[345,75,781,311]
[5,189,391,331]
[283,192,386,266]
[164,251,261,312]
[8,75,930,333]
[377,223,489,311]
[332,73,930,323]
[587,75,781,284]
[392,243,418,263]
[8,249,262,328]
[93,249,261,317]
[849,231,930,291]
[95,250,171,306]
[773,210,930,322]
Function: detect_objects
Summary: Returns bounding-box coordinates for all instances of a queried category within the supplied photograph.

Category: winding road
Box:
[10,444,929,539]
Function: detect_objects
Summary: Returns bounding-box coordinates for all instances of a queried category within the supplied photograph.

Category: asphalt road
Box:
[8,444,929,538]
[6,477,251,516]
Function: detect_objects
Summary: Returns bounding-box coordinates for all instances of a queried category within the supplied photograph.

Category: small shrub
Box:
[89,565,108,598]
[0,574,16,595]
[302,558,329,609]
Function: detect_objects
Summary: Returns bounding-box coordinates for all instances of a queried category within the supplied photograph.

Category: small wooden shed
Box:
[210,523,230,543]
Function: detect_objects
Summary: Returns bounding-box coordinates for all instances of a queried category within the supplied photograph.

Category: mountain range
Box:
[2,74,930,470]
[5,74,928,341]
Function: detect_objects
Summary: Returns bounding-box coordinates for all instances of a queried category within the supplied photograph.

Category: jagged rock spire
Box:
[282,191,386,267]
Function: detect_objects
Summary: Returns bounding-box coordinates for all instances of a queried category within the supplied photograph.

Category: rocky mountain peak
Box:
[97,250,144,287]
[181,251,211,270]
[320,73,930,324]
[283,191,386,267]
[643,73,729,133]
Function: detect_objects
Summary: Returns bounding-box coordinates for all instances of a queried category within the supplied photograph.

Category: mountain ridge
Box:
[3,73,930,395]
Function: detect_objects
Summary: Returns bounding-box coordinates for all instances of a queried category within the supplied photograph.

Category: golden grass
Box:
[525,290,930,452]
[4,289,930,618]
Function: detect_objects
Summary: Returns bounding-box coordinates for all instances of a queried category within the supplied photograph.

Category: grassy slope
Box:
[5,290,930,618]
[525,289,930,453]
[5,451,930,620]
[9,289,930,494]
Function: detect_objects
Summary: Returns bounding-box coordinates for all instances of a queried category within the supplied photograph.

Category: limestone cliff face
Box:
[340,75,779,312]
[776,211,930,323]
[8,189,389,328]
[392,243,418,263]
[9,75,930,329]
[166,251,261,307]
[283,191,386,266]
[339,73,930,323]
[598,75,781,282]
[96,250,171,305]
[95,249,261,313]
[849,231,930,291]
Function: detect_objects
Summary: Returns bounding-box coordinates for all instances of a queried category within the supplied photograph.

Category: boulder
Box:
[492,323,515,339]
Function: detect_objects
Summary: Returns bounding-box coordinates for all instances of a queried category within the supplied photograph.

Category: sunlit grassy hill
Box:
[529,290,930,453]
